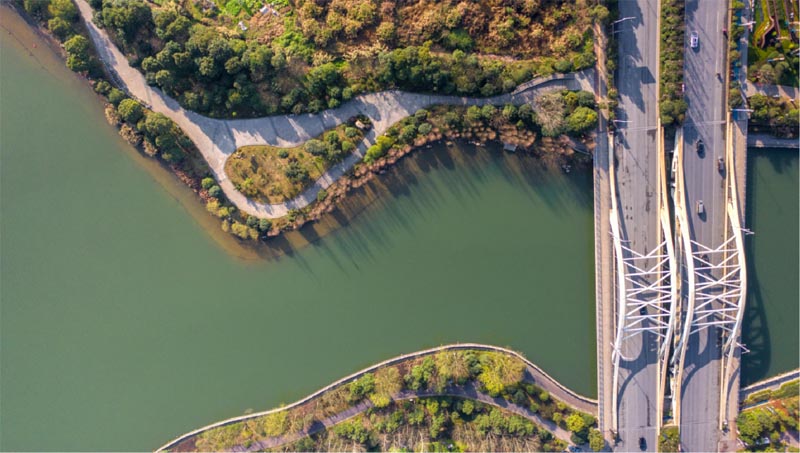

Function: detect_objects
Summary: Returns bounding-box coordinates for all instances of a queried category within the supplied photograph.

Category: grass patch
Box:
[658,425,680,452]
[224,118,367,203]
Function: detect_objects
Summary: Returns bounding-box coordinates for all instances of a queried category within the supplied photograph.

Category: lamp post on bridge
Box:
[611,17,635,33]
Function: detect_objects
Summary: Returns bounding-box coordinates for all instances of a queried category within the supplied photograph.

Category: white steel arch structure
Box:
[671,115,749,427]
[608,132,678,434]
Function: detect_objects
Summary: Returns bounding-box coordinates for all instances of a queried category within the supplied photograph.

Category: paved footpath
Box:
[740,368,800,402]
[229,382,575,452]
[75,0,594,219]
[743,81,799,101]
[156,344,597,452]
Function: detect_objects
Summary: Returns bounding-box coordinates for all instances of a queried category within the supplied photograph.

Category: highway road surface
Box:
[612,0,661,450]
[680,0,730,450]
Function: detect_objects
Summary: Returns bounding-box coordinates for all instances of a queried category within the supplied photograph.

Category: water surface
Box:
[1,14,596,451]
[741,147,800,386]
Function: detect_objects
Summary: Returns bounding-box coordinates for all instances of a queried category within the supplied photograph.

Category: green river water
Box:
[1,15,595,451]
[2,9,797,451]
[741,147,799,386]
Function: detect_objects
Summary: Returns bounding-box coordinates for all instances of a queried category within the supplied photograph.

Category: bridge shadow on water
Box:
[250,141,593,271]
[739,151,775,386]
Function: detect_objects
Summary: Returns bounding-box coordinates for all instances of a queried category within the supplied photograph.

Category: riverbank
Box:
[3,21,598,450]
[157,344,599,452]
[11,0,602,247]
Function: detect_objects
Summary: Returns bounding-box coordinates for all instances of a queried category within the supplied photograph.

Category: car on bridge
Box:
[696,139,705,156]
[696,200,705,216]
[690,31,699,48]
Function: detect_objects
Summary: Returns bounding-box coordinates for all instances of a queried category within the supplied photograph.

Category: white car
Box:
[690,32,699,48]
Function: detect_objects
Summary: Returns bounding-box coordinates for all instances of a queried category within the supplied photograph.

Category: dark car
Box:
[696,139,705,155]
[639,437,647,451]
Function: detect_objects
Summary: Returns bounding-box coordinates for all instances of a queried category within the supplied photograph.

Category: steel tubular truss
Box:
[615,240,673,346]
[608,138,677,434]
[686,230,744,341]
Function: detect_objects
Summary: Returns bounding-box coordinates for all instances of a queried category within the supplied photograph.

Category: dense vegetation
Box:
[225,118,367,203]
[222,90,597,213]
[658,425,680,452]
[183,349,602,452]
[737,380,799,450]
[363,90,597,164]
[747,94,800,137]
[747,0,799,87]
[88,0,603,118]
[19,0,103,75]
[659,0,688,125]
[270,397,550,452]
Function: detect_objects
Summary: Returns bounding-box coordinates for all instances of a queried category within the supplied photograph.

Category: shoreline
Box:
[156,343,598,452]
[9,0,590,253]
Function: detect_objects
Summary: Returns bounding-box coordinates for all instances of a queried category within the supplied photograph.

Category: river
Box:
[741,147,799,386]
[1,12,595,451]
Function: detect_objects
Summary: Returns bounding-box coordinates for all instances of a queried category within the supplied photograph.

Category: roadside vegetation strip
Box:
[736,380,799,449]
[741,369,800,394]
[659,0,688,126]
[155,344,597,452]
[742,378,800,407]
[658,425,680,452]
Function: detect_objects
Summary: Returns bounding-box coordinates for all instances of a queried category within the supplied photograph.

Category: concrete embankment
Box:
[740,368,800,403]
[747,133,800,149]
[155,343,597,452]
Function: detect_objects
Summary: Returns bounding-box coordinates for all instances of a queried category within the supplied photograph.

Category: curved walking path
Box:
[155,343,597,452]
[225,382,572,452]
[743,81,799,101]
[75,0,594,219]
[740,368,800,402]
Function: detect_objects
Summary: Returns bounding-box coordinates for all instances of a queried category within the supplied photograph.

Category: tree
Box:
[64,35,91,72]
[466,105,483,124]
[48,17,72,40]
[143,112,173,137]
[106,88,126,106]
[208,185,222,198]
[49,0,78,22]
[566,106,598,134]
[566,412,587,433]
[348,373,375,402]
[755,63,776,84]
[737,411,764,446]
[304,139,327,156]
[201,177,216,190]
[284,161,309,183]
[588,428,605,451]
[117,99,144,123]
[258,218,272,233]
[477,353,525,397]
[399,124,417,144]
[98,0,154,43]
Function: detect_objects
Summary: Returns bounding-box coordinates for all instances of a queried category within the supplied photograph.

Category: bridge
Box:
[599,0,752,450]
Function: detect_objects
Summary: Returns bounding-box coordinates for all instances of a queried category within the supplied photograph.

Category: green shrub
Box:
[117,99,144,123]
